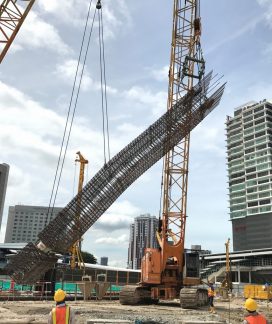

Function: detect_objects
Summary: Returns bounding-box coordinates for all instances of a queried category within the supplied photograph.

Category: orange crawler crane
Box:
[120,0,207,308]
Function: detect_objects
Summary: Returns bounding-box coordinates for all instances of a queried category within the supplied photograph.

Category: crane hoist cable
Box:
[97,0,111,164]
[46,0,111,223]
[45,0,97,223]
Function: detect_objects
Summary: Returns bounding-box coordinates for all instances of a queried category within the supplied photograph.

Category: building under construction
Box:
[227,100,272,251]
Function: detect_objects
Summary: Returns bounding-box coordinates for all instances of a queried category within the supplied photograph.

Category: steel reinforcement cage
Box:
[6,72,225,284]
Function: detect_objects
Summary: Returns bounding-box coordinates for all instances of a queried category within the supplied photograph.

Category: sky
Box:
[0,0,272,267]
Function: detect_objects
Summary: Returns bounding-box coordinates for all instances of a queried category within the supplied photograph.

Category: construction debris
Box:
[0,298,271,324]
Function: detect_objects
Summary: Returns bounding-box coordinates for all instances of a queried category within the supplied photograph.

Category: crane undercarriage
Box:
[120,285,208,309]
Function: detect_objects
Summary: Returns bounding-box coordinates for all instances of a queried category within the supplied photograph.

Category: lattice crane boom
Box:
[161,0,205,273]
[0,0,35,63]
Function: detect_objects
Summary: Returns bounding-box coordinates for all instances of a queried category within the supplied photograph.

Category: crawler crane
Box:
[120,0,208,308]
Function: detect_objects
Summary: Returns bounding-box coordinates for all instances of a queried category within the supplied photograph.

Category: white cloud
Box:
[150,65,169,82]
[55,60,92,92]
[37,0,132,39]
[55,59,118,93]
[206,15,262,55]
[94,200,140,231]
[0,81,123,208]
[191,123,225,157]
[15,10,71,55]
[123,86,167,118]
[37,0,89,26]
[95,233,128,245]
[257,0,272,28]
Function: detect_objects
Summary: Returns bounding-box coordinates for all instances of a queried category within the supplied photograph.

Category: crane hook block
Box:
[96,0,102,9]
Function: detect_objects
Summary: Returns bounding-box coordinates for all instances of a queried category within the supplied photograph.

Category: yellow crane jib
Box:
[70,151,89,272]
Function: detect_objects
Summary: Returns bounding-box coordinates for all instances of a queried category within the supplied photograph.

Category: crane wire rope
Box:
[98,1,111,164]
[45,0,97,222]
[50,9,98,215]
[100,5,111,162]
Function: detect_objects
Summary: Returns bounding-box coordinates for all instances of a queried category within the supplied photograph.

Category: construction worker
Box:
[48,289,76,324]
[207,282,216,314]
[243,298,267,324]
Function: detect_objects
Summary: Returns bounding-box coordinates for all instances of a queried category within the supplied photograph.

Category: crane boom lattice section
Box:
[0,0,35,63]
[162,0,204,263]
[6,73,225,284]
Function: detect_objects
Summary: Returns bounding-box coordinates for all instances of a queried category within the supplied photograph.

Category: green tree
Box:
[81,251,97,264]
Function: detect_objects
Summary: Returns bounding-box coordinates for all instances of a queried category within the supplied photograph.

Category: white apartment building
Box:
[4,205,62,243]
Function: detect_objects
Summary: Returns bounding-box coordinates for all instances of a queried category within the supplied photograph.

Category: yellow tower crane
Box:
[70,151,88,271]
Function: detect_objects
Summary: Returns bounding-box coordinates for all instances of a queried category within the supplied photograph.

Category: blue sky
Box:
[0,0,272,267]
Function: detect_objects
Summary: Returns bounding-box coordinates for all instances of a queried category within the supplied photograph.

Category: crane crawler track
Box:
[119,285,152,305]
[180,287,208,309]
[6,72,225,284]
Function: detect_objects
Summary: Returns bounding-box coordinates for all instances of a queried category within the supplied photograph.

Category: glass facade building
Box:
[227,100,272,251]
[127,214,159,269]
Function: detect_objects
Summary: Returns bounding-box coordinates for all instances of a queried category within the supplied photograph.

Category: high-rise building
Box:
[100,256,108,266]
[4,205,62,243]
[0,163,9,230]
[127,214,159,269]
[226,99,272,251]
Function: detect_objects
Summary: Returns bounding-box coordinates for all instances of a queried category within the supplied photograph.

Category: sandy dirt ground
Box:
[0,298,271,324]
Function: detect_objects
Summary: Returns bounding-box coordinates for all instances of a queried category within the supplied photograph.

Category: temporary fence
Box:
[0,279,121,300]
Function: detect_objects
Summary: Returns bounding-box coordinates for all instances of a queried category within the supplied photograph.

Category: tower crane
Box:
[70,151,88,271]
[120,0,207,307]
[0,0,35,63]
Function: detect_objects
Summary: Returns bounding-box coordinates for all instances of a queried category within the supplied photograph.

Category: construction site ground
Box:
[0,298,271,324]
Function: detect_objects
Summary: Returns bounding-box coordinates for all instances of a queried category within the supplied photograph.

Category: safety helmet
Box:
[54,289,66,302]
[245,298,257,312]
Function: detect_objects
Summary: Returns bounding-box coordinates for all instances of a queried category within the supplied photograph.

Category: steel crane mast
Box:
[161,0,205,272]
[70,151,88,271]
[0,0,35,63]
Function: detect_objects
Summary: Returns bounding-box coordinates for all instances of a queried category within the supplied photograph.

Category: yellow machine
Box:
[219,238,233,298]
[244,284,272,300]
[70,151,88,271]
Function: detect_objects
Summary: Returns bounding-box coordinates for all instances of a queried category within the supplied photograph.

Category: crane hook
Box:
[96,0,102,9]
